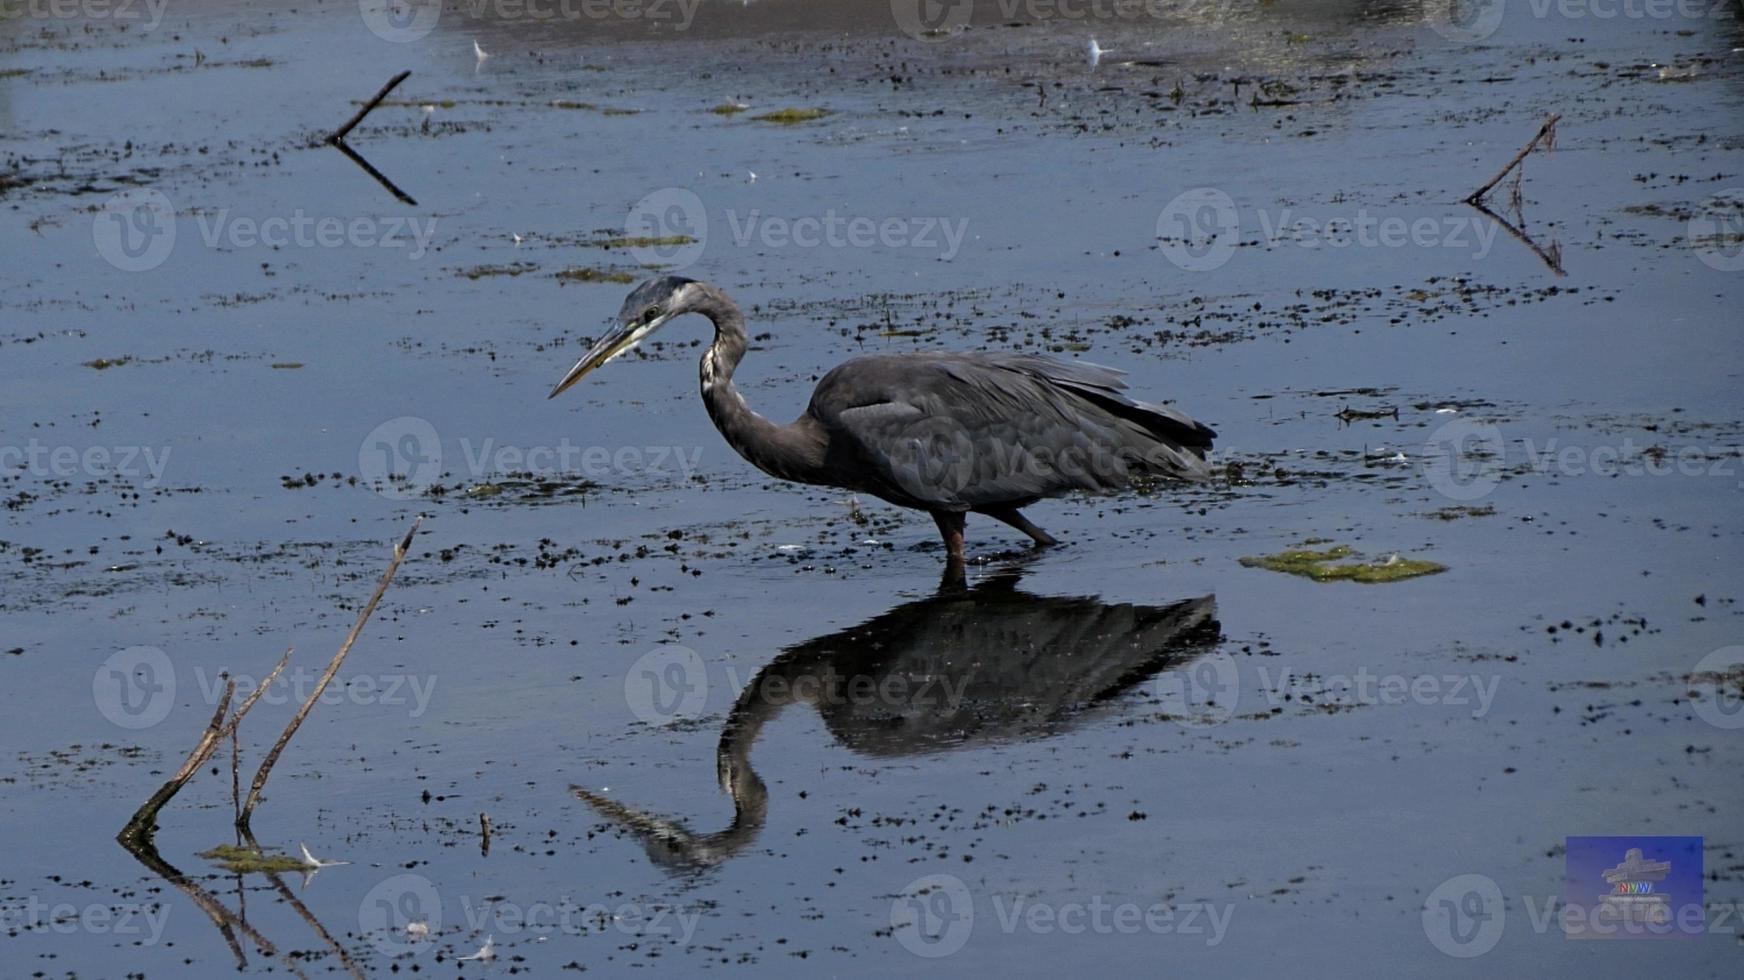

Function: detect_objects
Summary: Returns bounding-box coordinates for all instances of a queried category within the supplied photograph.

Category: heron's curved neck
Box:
[692,291,823,481]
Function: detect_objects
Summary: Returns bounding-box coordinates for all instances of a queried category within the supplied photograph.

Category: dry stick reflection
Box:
[118,836,311,979]
[1470,199,1565,276]
[326,70,418,205]
[575,567,1222,874]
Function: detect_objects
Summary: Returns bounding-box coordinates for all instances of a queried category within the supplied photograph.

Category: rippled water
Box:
[1,0,1741,976]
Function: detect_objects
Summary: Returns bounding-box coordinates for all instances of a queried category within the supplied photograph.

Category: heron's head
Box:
[547,275,700,399]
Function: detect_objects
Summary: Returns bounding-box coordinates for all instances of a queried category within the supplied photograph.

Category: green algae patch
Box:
[1240,544,1446,583]
[199,844,307,874]
[1425,504,1496,521]
[753,107,829,125]
[556,267,635,285]
[589,234,696,250]
[709,102,749,116]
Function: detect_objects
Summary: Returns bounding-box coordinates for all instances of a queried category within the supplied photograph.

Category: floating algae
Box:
[753,107,830,125]
[556,267,636,284]
[589,234,697,250]
[199,844,308,874]
[1239,544,1446,583]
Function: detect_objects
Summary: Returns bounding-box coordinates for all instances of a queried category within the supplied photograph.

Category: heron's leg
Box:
[931,510,967,562]
[982,507,1059,548]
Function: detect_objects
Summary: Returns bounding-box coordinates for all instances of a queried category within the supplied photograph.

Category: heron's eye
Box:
[643,305,662,324]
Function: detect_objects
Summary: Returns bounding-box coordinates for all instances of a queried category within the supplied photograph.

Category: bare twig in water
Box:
[1464,114,1559,206]
[328,70,412,145]
[118,679,234,848]
[480,812,493,856]
[239,518,422,827]
[227,646,293,830]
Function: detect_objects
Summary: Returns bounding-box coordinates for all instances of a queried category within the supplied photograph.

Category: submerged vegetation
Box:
[1239,545,1447,583]
[199,844,308,874]
[753,107,829,125]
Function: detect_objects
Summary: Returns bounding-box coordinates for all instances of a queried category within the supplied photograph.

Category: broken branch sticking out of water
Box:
[118,679,235,848]
[328,69,412,144]
[1464,114,1559,207]
[239,517,422,827]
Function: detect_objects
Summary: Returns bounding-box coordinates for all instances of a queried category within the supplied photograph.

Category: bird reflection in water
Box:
[574,567,1221,873]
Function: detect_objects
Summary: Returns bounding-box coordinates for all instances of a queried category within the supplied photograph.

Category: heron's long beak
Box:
[547,316,664,399]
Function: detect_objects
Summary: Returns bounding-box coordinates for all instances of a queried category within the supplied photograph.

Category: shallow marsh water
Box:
[1,0,1742,976]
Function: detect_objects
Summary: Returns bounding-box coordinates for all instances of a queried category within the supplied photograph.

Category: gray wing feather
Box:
[809,352,1215,511]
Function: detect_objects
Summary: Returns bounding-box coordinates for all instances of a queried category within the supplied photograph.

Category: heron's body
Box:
[551,277,1215,568]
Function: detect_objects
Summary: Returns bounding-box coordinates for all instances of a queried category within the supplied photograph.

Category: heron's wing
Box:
[809,353,1214,510]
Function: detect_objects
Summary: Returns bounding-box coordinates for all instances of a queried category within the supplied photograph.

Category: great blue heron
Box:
[549,276,1215,567]
[574,568,1221,872]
